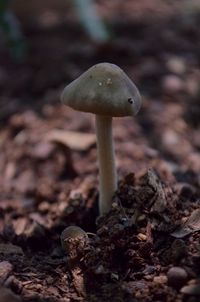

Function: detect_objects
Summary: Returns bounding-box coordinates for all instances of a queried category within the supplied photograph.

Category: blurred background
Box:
[0,0,200,113]
[0,0,199,206]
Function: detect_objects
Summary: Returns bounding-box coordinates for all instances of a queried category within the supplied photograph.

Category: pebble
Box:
[181,283,200,296]
[167,266,188,289]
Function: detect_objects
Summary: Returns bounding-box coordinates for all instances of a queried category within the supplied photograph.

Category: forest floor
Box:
[0,1,200,301]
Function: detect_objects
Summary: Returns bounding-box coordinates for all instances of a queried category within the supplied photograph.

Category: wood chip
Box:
[171,209,200,238]
[31,142,54,159]
[46,130,96,151]
[0,244,23,256]
[153,275,167,284]
[0,261,13,285]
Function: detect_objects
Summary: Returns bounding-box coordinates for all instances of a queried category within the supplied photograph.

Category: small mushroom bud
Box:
[61,226,89,263]
[61,226,89,297]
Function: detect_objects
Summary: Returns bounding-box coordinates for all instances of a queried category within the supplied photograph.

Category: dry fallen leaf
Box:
[46,130,96,151]
[171,209,200,238]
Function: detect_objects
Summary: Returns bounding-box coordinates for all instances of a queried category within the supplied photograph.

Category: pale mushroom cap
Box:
[61,63,141,117]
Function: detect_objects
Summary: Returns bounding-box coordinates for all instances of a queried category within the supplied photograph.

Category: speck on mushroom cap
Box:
[61,63,141,117]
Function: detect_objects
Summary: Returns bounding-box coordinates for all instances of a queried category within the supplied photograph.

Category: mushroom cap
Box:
[60,226,88,252]
[61,63,141,117]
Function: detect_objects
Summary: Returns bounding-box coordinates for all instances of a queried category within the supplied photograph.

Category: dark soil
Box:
[0,1,200,301]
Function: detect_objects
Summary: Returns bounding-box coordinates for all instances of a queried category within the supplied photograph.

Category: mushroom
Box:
[61,63,141,215]
[61,226,89,297]
[61,226,89,260]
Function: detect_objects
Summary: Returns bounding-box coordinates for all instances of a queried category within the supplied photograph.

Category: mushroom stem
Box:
[95,114,117,215]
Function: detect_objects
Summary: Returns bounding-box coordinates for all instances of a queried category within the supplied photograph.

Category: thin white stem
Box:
[95,115,117,215]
